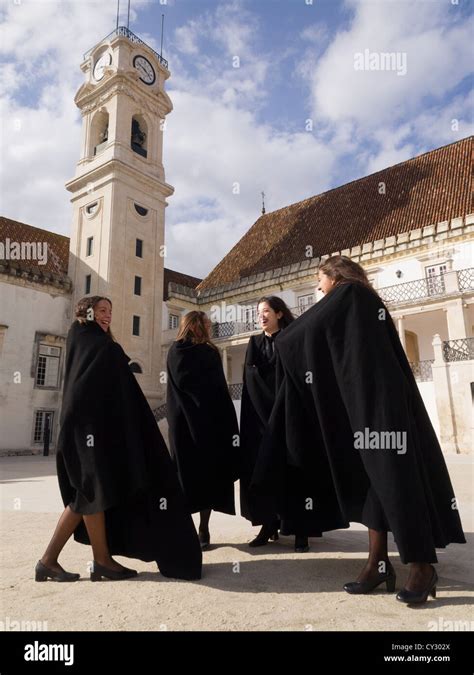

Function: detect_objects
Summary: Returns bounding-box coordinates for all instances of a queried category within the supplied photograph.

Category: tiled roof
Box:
[198,137,473,291]
[163,267,202,300]
[0,216,69,278]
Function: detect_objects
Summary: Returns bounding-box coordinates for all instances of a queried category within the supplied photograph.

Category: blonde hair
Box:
[176,311,218,351]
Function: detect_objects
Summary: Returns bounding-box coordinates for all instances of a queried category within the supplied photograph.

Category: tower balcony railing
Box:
[83,26,168,69]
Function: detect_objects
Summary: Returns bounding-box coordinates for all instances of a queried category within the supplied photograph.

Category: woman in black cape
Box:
[166,311,240,549]
[252,256,465,604]
[240,296,320,552]
[36,296,202,582]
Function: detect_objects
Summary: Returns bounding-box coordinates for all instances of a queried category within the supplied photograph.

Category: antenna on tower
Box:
[127,0,131,29]
[160,14,165,58]
[116,0,120,30]
[261,191,266,215]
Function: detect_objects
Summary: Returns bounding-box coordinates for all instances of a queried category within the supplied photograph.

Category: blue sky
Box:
[1,0,473,277]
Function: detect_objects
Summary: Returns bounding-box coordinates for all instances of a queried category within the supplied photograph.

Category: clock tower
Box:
[66,27,174,406]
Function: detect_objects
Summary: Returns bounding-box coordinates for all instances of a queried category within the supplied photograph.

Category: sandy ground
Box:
[1,439,473,632]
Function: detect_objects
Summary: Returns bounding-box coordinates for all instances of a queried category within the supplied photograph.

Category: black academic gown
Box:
[166,339,240,515]
[252,282,465,564]
[240,332,322,536]
[56,320,202,580]
[240,333,279,526]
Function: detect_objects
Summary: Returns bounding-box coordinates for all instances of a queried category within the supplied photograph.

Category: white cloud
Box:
[308,0,472,129]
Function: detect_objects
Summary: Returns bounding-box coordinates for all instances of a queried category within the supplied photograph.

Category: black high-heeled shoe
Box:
[294,535,309,553]
[248,524,279,547]
[344,564,396,594]
[396,566,438,604]
[90,561,138,581]
[35,560,80,582]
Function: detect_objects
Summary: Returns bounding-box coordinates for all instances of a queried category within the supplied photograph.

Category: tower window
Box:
[134,203,148,216]
[85,203,98,216]
[91,110,109,156]
[86,237,94,256]
[131,116,148,158]
[136,238,143,258]
[169,313,179,330]
[134,276,142,296]
[85,274,91,294]
[132,315,141,336]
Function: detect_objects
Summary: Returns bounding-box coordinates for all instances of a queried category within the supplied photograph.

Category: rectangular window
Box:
[132,315,140,336]
[136,239,143,258]
[35,344,61,388]
[297,294,314,314]
[33,410,54,444]
[169,313,179,330]
[85,274,91,294]
[134,276,142,296]
[86,237,93,256]
[426,264,447,296]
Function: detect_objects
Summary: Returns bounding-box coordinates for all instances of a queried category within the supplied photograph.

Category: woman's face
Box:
[258,302,282,334]
[94,299,112,332]
[318,270,335,295]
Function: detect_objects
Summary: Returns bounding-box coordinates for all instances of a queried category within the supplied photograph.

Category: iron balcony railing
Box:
[379,272,446,305]
[409,360,434,382]
[83,26,168,69]
[442,338,474,362]
[457,268,474,292]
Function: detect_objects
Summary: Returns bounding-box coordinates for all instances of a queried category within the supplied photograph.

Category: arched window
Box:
[90,110,109,156]
[131,115,148,158]
[129,362,143,374]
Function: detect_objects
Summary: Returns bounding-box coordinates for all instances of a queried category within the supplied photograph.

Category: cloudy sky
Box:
[1,0,472,278]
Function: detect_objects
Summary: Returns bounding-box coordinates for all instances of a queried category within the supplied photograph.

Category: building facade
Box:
[163,138,474,454]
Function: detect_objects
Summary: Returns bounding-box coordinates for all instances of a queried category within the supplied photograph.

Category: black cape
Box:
[240,334,279,525]
[166,339,240,514]
[240,333,322,536]
[252,283,465,563]
[56,320,202,580]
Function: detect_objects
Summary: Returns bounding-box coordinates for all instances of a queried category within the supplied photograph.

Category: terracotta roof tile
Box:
[198,137,473,291]
[0,216,69,278]
[163,267,202,300]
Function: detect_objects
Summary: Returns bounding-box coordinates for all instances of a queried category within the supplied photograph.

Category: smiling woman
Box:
[36,295,202,583]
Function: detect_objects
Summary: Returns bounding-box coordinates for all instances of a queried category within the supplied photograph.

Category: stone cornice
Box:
[0,262,72,293]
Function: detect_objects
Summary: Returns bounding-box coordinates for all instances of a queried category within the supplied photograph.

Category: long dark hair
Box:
[75,295,115,339]
[319,256,379,296]
[257,296,294,329]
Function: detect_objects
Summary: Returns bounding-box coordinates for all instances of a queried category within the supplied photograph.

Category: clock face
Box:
[133,55,156,85]
[93,52,112,81]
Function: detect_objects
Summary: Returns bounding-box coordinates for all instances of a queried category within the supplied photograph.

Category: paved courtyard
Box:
[1,450,472,632]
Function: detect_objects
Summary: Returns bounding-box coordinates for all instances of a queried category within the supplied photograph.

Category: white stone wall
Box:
[0,279,70,452]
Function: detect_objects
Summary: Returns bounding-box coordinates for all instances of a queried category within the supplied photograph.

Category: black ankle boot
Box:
[294,535,309,553]
[248,523,279,547]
